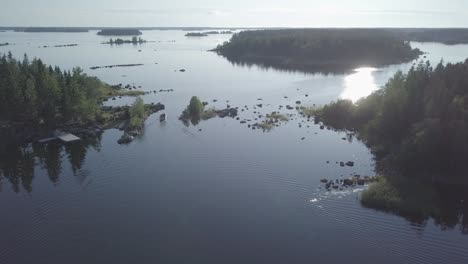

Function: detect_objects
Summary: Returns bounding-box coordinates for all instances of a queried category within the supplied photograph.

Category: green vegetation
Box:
[0,52,150,132]
[188,96,204,117]
[106,37,147,45]
[97,29,142,36]
[201,107,218,120]
[361,176,437,223]
[114,89,146,97]
[179,97,239,126]
[180,96,205,126]
[315,60,468,184]
[0,52,111,125]
[213,29,422,73]
[299,106,317,117]
[254,112,289,131]
[361,176,468,229]
[256,121,274,131]
[266,112,288,122]
[128,97,145,129]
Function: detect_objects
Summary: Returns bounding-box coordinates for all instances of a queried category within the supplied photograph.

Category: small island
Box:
[103,37,148,45]
[42,44,78,48]
[204,31,234,35]
[212,29,423,73]
[115,98,165,144]
[0,43,9,46]
[89,64,144,70]
[185,32,208,37]
[179,96,238,126]
[97,29,143,36]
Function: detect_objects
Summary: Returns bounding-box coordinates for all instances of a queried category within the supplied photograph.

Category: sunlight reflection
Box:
[340,67,378,102]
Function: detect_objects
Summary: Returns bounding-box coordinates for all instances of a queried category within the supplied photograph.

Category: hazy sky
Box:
[2,0,468,27]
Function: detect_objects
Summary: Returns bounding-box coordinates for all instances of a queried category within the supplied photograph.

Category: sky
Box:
[2,0,468,27]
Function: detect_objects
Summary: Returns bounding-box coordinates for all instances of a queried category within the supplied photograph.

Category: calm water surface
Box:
[0,30,467,264]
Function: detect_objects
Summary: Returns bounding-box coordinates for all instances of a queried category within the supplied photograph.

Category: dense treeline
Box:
[107,37,146,45]
[0,52,108,125]
[97,29,142,36]
[213,29,422,72]
[315,60,468,184]
[397,28,468,45]
[14,27,89,33]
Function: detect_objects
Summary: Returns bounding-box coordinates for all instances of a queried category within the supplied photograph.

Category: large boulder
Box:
[343,178,354,186]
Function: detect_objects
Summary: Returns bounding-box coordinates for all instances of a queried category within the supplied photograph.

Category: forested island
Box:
[185,32,208,37]
[0,52,162,143]
[103,37,148,45]
[213,29,423,73]
[14,27,89,33]
[97,29,142,36]
[204,31,233,35]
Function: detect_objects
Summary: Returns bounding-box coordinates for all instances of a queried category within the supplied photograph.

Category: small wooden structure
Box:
[57,133,80,142]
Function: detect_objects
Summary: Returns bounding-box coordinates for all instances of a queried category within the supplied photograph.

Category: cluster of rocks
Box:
[320,175,379,190]
[337,161,354,167]
[216,108,238,118]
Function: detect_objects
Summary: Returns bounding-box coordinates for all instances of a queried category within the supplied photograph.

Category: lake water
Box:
[0,30,467,264]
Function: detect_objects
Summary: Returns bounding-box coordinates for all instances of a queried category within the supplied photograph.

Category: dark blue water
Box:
[0,30,467,264]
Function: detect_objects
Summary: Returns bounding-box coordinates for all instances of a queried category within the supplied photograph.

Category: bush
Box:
[188,96,204,117]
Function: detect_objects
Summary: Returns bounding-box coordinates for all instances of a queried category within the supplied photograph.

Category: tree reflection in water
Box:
[0,132,102,193]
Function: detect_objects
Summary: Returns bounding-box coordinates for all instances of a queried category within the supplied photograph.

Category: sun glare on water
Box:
[340,67,378,102]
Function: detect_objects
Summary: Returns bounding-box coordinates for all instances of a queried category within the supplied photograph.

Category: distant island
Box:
[103,37,148,45]
[15,27,88,33]
[204,31,234,35]
[185,31,233,37]
[42,44,78,48]
[0,43,9,46]
[212,29,423,73]
[97,29,143,36]
[185,32,208,37]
